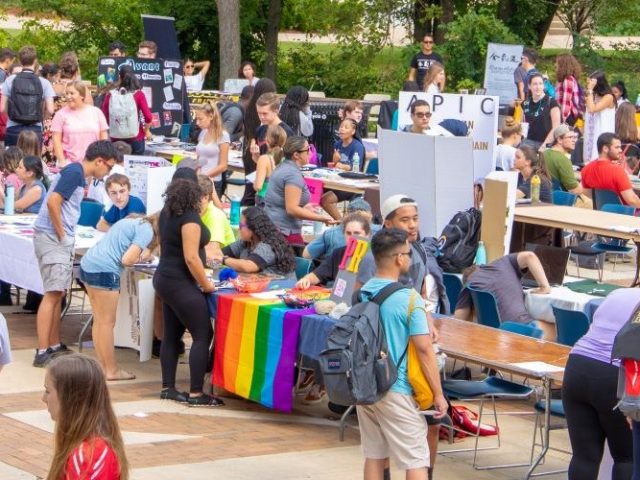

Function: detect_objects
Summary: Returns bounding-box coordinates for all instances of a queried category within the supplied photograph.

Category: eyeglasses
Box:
[297,148,310,153]
[413,112,432,118]
[390,250,413,258]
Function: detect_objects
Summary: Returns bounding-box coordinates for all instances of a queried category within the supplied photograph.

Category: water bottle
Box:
[531,174,541,203]
[4,184,14,215]
[352,152,361,172]
[474,240,487,265]
[230,195,241,227]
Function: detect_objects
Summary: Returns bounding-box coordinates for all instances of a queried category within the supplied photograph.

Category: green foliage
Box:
[594,0,640,36]
[440,11,520,88]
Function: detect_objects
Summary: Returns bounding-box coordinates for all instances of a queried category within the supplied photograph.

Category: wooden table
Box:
[515,204,640,286]
[435,316,570,479]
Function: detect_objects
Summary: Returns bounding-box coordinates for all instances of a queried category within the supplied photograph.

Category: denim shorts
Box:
[79,268,121,291]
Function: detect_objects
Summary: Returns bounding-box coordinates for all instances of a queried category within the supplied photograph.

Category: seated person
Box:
[97,173,146,231]
[296,213,372,289]
[213,206,296,278]
[544,124,582,194]
[402,100,452,137]
[454,252,551,326]
[197,175,235,260]
[0,155,46,213]
[581,132,640,208]
[303,198,380,261]
[86,140,130,206]
[515,145,553,203]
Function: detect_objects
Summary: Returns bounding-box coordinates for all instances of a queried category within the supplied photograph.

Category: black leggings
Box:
[562,353,633,480]
[153,273,212,393]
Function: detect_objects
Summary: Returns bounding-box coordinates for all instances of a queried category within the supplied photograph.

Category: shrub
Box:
[439,12,521,89]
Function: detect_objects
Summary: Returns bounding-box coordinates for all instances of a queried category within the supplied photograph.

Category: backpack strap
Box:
[371,282,407,306]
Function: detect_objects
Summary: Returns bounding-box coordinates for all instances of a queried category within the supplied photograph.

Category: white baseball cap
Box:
[381,194,418,220]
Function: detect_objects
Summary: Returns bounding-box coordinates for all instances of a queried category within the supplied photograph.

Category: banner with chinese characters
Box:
[483,43,524,105]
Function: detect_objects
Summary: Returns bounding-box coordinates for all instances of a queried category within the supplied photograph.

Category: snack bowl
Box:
[231,275,271,293]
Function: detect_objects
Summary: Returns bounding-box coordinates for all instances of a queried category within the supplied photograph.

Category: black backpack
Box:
[436,208,482,273]
[8,70,44,125]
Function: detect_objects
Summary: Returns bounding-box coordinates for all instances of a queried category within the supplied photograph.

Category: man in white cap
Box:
[544,124,583,195]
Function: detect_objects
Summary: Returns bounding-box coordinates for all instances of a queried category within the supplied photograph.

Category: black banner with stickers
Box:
[97,57,185,136]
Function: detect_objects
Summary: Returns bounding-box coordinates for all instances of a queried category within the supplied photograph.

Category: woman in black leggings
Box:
[153,178,223,407]
[562,288,636,480]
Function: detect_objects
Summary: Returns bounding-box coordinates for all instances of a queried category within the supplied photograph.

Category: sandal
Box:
[188,394,225,407]
[107,370,136,381]
[296,370,315,393]
[303,384,326,405]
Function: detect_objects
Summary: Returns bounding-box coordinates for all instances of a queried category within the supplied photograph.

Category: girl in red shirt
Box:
[43,354,128,480]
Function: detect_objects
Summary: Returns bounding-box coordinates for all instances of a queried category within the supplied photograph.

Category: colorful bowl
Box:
[231,276,271,293]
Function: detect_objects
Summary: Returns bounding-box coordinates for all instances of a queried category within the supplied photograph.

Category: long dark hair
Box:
[243,78,276,144]
[118,65,141,92]
[22,155,44,181]
[162,179,202,216]
[279,86,309,136]
[242,206,295,275]
[589,70,613,98]
[519,145,550,180]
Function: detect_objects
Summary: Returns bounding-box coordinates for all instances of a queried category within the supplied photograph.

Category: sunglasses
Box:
[423,41,434,44]
[297,148,310,153]
[185,65,194,69]
[413,112,432,118]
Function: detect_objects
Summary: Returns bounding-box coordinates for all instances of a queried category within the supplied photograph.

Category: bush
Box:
[439,12,521,89]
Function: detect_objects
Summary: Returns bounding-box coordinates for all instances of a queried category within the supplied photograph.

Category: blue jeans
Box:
[79,268,120,291]
[4,124,42,147]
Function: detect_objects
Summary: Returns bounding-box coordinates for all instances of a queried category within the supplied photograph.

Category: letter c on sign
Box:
[481,98,495,115]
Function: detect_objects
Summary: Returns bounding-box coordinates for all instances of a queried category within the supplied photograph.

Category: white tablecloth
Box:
[0,215,103,294]
[525,285,598,323]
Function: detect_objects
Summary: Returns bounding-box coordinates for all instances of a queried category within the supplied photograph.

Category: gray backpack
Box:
[319,282,408,406]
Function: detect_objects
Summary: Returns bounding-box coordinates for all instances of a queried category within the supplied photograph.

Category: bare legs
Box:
[320,191,343,221]
[36,291,65,350]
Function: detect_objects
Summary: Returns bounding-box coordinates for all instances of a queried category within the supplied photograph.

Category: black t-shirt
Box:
[313,246,348,285]
[410,52,444,91]
[523,95,559,143]
[255,122,295,155]
[156,208,210,280]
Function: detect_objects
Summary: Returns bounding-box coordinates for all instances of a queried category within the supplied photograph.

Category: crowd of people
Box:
[0,33,638,480]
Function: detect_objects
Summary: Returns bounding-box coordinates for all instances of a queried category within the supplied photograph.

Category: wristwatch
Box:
[221,255,229,266]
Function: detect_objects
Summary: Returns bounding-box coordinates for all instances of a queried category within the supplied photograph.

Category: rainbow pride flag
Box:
[212,294,314,412]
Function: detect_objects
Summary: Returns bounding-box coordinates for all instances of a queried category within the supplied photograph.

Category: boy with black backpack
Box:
[351,228,446,480]
[0,46,55,147]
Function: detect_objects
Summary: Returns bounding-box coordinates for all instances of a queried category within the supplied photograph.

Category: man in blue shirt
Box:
[96,173,146,231]
[357,228,447,480]
[32,140,118,367]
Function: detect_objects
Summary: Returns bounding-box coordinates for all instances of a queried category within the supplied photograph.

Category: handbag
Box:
[406,291,435,410]
[308,143,318,165]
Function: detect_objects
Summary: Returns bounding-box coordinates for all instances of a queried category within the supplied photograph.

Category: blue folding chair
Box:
[552,190,576,206]
[467,287,502,328]
[552,305,590,346]
[78,200,104,228]
[592,188,621,210]
[530,399,569,476]
[442,273,463,314]
[365,158,378,175]
[500,321,543,339]
[294,257,313,280]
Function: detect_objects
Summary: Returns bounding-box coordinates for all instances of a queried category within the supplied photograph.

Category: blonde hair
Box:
[17,130,41,157]
[199,101,225,143]
[423,62,444,92]
[46,355,129,480]
[616,102,638,143]
[265,124,287,164]
[502,117,522,138]
[66,80,87,100]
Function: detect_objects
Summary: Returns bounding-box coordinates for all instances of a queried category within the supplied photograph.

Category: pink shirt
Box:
[3,173,23,191]
[51,105,109,163]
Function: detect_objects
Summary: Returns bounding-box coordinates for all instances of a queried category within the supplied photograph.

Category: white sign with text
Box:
[397,92,499,178]
[483,43,524,105]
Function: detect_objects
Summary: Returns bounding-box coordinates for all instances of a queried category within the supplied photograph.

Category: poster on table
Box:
[97,56,185,136]
[124,155,175,213]
[396,92,499,179]
[483,43,524,105]
[482,171,519,261]
[330,236,369,306]
[113,271,155,362]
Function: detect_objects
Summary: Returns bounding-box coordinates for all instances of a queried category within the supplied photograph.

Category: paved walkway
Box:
[0,296,578,480]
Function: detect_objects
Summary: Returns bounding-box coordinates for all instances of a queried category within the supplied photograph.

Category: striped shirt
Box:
[64,437,120,480]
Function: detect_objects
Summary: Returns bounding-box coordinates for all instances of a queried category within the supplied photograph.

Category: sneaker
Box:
[50,343,72,357]
[160,388,189,403]
[187,394,225,407]
[33,348,54,368]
